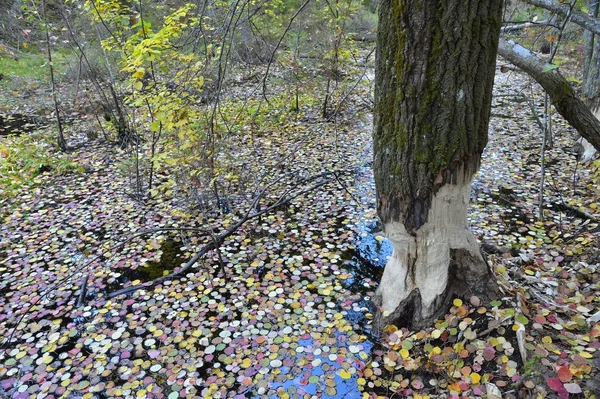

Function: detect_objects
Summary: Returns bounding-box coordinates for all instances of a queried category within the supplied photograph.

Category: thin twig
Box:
[332,170,360,205]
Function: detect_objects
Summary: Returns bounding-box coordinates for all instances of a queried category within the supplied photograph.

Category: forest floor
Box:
[1,58,600,399]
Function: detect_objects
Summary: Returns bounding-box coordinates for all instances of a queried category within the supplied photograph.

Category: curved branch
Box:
[497,39,600,151]
[522,0,600,35]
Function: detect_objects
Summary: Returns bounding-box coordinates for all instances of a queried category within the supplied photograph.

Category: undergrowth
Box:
[0,133,82,198]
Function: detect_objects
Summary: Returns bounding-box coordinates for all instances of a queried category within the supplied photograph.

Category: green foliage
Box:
[72,0,370,200]
[510,6,544,23]
[522,354,545,377]
[61,46,111,82]
[83,1,208,196]
[0,133,82,197]
[348,8,377,34]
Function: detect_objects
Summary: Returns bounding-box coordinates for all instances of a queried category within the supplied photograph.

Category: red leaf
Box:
[547,378,564,392]
[557,366,572,383]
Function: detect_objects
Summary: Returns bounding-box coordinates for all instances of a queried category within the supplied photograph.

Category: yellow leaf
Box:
[133,80,143,90]
[339,370,351,379]
[453,298,463,307]
[133,68,145,79]
[470,372,481,384]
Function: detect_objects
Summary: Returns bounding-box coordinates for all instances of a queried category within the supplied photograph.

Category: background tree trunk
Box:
[581,0,600,161]
[372,0,502,332]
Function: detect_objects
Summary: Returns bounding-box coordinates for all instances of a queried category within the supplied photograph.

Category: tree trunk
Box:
[497,39,600,153]
[372,0,502,332]
[581,0,600,161]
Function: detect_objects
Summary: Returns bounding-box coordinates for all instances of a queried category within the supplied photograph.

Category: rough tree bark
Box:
[497,39,600,152]
[372,0,502,332]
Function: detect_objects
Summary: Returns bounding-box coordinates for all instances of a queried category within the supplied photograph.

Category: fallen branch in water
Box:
[549,202,600,223]
[76,274,90,308]
[107,170,348,299]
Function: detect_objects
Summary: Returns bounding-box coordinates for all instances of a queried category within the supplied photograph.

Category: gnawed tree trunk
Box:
[497,39,600,153]
[372,0,502,332]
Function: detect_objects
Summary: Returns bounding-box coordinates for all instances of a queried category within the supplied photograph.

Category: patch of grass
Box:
[0,53,48,110]
[0,51,74,111]
[0,53,48,87]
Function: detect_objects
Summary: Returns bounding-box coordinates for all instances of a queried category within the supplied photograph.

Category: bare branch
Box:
[500,20,558,32]
[262,0,311,102]
[522,0,600,35]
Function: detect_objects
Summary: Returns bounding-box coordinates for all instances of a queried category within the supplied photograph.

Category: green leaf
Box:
[542,64,560,73]
[164,157,178,166]
[516,314,529,325]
